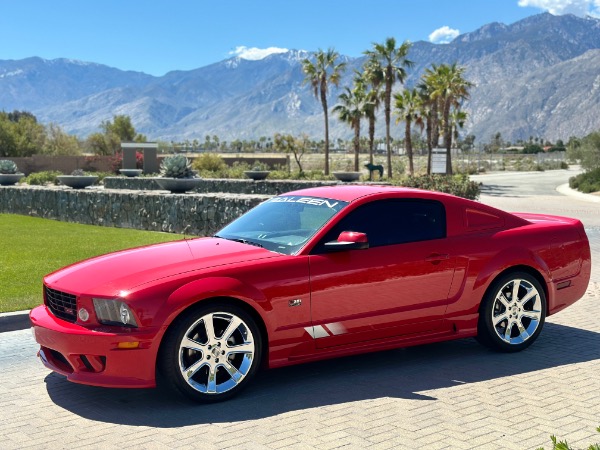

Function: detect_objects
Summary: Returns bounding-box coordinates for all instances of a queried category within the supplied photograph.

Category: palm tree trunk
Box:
[443,101,452,175]
[405,119,414,176]
[368,116,375,166]
[385,80,393,179]
[432,101,440,149]
[426,113,433,175]
[320,88,330,175]
[354,121,361,172]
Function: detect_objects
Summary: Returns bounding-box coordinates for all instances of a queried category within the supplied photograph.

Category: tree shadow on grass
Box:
[45,322,600,427]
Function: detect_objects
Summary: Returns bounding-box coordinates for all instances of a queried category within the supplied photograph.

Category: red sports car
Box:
[30,186,591,402]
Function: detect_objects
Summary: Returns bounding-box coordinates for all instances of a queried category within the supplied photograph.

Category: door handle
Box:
[425,253,449,263]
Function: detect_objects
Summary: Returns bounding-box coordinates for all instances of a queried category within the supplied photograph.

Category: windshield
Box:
[215,195,348,255]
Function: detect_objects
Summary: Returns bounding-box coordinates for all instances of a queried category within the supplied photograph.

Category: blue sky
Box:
[1,0,599,76]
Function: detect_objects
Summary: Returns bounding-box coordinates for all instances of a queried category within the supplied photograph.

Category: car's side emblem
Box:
[288,299,302,307]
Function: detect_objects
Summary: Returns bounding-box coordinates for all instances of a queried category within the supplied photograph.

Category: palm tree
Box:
[394,88,422,176]
[333,76,367,172]
[364,38,413,178]
[422,63,473,175]
[302,48,347,175]
[416,80,440,175]
[450,109,468,143]
[362,58,384,165]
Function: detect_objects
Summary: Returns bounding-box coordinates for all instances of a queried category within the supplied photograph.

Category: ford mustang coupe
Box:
[30,186,591,402]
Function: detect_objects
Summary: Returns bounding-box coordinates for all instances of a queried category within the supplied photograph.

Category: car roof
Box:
[282,185,456,203]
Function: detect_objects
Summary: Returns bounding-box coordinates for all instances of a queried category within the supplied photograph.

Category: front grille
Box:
[45,286,77,323]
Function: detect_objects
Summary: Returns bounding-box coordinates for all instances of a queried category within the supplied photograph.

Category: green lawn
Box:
[0,214,183,313]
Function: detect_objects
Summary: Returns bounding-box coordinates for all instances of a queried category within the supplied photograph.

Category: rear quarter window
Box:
[465,208,505,231]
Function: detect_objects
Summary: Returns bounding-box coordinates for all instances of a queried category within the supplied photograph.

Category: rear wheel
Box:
[477,272,546,352]
[160,303,262,402]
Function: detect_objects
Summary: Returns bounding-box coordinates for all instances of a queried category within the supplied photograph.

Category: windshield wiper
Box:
[213,235,264,248]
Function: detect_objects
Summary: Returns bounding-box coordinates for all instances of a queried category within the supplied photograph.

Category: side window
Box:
[313,199,446,252]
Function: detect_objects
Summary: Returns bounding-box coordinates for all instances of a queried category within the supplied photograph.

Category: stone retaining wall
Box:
[103,177,341,195]
[0,185,268,236]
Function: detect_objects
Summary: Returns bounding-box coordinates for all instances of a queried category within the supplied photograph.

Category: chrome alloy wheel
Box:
[178,312,255,395]
[491,278,543,345]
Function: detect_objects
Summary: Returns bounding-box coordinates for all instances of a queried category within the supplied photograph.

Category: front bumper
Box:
[30,305,160,388]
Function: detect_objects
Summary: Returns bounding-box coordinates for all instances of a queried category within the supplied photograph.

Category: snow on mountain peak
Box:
[229,46,290,61]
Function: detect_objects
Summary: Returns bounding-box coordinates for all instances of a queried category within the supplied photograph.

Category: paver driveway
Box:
[1,170,598,450]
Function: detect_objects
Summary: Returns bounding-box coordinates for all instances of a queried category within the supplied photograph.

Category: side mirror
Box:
[323,231,369,252]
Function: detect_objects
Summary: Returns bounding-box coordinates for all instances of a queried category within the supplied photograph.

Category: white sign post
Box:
[431,148,447,174]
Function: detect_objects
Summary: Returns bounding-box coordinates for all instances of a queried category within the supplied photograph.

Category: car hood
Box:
[44,237,280,296]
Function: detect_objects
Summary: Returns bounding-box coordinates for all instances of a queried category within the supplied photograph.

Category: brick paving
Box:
[1,177,599,449]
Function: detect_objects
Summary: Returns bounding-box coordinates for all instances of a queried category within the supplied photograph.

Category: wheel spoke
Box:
[511,280,521,302]
[521,309,541,321]
[226,341,254,355]
[181,336,206,352]
[221,360,243,382]
[184,359,208,380]
[493,313,509,327]
[203,314,216,342]
[516,320,530,340]
[518,288,537,306]
[206,367,217,393]
[503,321,513,342]
[497,293,510,309]
[221,316,242,341]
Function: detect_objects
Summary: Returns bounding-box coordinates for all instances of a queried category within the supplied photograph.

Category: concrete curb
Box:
[0,310,31,333]
[557,183,600,203]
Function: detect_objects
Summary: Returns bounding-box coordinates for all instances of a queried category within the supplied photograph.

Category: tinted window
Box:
[313,199,446,252]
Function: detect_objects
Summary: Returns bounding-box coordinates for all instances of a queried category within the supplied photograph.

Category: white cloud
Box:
[517,0,600,17]
[428,26,460,44]
[229,46,289,60]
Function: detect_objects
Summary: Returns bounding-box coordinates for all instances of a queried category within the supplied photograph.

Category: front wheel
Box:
[477,272,546,352]
[159,303,262,402]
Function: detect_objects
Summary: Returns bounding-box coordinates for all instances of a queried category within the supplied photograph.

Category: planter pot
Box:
[155,177,202,193]
[333,171,361,182]
[0,173,25,186]
[119,169,143,177]
[57,175,99,189]
[244,170,270,181]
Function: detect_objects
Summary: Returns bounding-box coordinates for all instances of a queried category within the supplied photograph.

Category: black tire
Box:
[477,271,546,352]
[159,302,262,402]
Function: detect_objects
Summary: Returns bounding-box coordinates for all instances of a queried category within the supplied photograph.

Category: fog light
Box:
[78,308,90,322]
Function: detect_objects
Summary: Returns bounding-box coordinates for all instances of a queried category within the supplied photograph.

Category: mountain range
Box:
[1,12,600,144]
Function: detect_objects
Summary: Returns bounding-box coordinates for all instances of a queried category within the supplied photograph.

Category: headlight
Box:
[93,298,138,327]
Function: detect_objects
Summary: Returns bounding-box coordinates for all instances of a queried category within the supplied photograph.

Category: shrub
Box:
[569,168,600,193]
[396,174,480,200]
[536,425,599,450]
[23,171,62,186]
[192,153,227,173]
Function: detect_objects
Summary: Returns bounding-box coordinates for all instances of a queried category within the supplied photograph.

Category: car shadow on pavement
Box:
[44,322,600,427]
